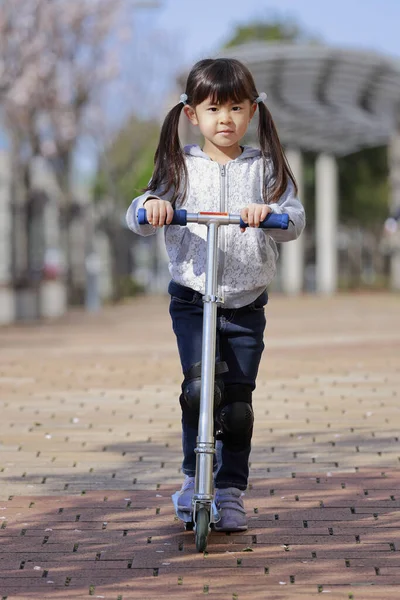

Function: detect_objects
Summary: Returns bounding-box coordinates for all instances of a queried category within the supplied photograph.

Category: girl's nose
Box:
[219,110,232,123]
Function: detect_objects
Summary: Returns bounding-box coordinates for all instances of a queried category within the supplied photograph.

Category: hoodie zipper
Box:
[219,164,227,301]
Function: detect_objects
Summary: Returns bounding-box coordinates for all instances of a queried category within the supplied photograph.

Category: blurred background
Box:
[1,0,400,324]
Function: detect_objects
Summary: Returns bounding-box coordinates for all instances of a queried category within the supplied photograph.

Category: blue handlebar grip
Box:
[137,208,188,226]
[137,208,149,224]
[171,209,188,226]
[239,213,289,230]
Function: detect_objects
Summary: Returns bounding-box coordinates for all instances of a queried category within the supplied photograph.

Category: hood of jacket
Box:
[183,144,262,161]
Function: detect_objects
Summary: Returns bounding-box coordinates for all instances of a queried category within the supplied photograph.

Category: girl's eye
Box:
[208,107,218,112]
[232,106,242,111]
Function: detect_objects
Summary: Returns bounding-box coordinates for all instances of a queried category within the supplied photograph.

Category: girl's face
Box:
[184,96,256,158]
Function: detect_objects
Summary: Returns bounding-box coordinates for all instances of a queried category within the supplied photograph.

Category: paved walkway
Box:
[0,292,399,600]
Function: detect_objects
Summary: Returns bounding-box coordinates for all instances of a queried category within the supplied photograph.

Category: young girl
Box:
[126,58,305,532]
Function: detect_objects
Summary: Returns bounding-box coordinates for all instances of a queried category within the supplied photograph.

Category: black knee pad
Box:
[216,385,254,450]
[180,361,228,427]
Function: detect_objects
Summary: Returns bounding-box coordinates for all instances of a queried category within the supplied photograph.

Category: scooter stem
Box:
[194,221,220,503]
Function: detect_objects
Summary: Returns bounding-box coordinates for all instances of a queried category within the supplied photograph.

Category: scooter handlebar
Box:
[137,208,289,230]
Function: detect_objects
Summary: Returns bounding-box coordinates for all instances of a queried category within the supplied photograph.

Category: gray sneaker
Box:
[214,487,248,532]
[176,476,195,512]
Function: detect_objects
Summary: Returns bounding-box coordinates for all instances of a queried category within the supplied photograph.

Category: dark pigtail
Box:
[144,102,187,206]
[257,102,298,204]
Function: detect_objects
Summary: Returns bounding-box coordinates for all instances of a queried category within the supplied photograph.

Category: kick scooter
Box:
[138,207,289,551]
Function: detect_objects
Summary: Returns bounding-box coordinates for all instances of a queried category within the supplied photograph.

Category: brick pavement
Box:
[0,292,399,600]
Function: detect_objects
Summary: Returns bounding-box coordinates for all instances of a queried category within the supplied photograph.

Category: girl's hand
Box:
[143,198,174,227]
[240,203,272,232]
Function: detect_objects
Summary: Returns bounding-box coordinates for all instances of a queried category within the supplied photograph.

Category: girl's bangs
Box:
[193,68,251,105]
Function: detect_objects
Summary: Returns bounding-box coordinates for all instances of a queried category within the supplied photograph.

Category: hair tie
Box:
[256,92,267,104]
[180,93,188,105]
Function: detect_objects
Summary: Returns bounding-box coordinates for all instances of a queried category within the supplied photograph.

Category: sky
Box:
[143,0,400,68]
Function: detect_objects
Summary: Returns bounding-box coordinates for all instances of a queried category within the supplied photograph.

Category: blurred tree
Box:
[338,147,388,228]
[94,116,159,206]
[0,0,163,303]
[224,16,320,46]
[92,115,159,301]
[0,0,126,301]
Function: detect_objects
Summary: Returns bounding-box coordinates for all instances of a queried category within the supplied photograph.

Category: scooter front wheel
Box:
[195,507,210,552]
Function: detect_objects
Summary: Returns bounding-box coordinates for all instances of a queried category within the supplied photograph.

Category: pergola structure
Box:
[182,42,400,293]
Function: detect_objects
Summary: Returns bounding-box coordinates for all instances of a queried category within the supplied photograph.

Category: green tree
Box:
[224,17,319,46]
[92,114,160,301]
[93,115,159,206]
[338,147,388,228]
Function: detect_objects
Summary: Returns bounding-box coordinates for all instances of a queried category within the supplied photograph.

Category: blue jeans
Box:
[168,280,267,491]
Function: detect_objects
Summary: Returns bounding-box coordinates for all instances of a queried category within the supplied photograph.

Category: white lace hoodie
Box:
[126,144,305,308]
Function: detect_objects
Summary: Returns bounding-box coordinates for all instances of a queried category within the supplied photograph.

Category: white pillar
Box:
[280,148,305,294]
[315,153,338,294]
[0,150,15,324]
[30,156,67,318]
[388,129,400,290]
